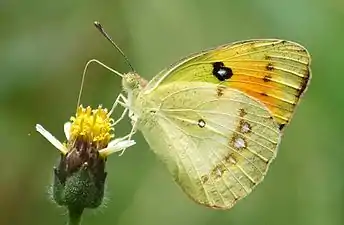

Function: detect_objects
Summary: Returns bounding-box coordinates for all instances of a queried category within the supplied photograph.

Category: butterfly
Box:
[95,34,311,209]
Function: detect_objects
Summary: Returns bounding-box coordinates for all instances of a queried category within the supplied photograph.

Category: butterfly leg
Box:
[112,108,128,126]
[118,120,138,156]
[98,122,137,156]
[108,93,128,115]
[98,93,138,156]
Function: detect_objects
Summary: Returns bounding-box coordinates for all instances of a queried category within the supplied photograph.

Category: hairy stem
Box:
[67,207,84,225]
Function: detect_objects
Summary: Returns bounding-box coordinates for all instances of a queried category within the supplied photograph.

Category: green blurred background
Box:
[1,0,343,224]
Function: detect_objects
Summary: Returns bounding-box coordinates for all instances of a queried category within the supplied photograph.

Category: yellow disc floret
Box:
[69,105,114,149]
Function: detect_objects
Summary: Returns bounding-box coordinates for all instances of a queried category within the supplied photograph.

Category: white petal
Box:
[64,122,72,140]
[110,139,136,149]
[99,139,136,157]
[35,124,68,154]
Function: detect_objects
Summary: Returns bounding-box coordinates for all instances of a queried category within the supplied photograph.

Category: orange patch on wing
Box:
[227,74,296,126]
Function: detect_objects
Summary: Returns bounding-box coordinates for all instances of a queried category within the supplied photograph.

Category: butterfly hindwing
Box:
[144,39,311,130]
[138,82,280,209]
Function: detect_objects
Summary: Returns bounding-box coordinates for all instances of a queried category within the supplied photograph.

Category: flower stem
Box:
[67,207,84,225]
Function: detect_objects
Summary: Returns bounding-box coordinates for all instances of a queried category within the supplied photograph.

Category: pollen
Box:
[69,105,114,148]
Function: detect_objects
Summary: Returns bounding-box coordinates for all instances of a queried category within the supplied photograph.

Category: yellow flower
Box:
[68,105,114,149]
[36,105,135,157]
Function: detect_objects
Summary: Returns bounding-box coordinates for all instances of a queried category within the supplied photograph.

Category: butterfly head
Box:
[122,72,148,93]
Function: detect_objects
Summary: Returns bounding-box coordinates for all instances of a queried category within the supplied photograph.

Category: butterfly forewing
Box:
[137,82,280,209]
[144,39,311,130]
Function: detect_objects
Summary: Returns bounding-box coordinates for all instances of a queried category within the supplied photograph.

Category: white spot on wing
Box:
[198,119,206,128]
[217,68,227,76]
[229,156,237,164]
[234,137,246,149]
[216,168,222,176]
[241,122,251,133]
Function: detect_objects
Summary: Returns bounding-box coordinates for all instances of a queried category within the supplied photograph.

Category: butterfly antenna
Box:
[94,21,135,72]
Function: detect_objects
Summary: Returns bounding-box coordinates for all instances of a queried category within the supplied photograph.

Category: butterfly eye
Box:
[212,62,233,81]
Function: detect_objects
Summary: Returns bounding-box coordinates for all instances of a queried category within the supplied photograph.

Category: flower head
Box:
[36,104,135,216]
[36,105,135,157]
[67,105,114,150]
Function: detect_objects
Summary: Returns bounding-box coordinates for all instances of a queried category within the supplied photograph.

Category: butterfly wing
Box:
[144,39,311,130]
[137,82,280,209]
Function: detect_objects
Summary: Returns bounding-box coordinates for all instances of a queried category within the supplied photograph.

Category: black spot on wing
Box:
[263,75,272,82]
[296,69,311,98]
[279,123,286,130]
[212,62,233,81]
[266,63,274,71]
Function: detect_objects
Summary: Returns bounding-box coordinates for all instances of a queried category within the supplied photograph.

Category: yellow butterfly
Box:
[93,23,311,209]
